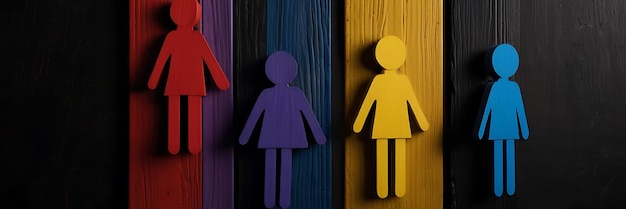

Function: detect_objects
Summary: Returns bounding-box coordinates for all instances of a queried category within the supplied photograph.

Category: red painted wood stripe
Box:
[130,0,202,208]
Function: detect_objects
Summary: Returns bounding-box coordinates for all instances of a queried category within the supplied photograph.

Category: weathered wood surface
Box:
[200,0,234,209]
[233,1,267,207]
[446,0,520,208]
[345,0,443,208]
[5,0,626,209]
[448,0,626,209]
[235,1,332,208]
[517,1,626,208]
[266,1,332,209]
[1,1,127,208]
[130,0,201,208]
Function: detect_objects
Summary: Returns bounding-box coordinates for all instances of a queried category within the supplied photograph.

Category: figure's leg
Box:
[188,96,202,154]
[494,140,504,197]
[168,96,180,154]
[279,149,293,208]
[264,149,277,208]
[376,139,389,198]
[395,139,407,197]
[506,140,516,195]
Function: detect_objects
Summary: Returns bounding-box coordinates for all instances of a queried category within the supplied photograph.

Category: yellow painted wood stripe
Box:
[345,0,443,208]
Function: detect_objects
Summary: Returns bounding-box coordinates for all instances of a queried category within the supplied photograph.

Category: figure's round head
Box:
[375,35,406,70]
[170,0,201,28]
[488,43,519,78]
[265,51,298,85]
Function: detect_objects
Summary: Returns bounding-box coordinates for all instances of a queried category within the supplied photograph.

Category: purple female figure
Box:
[239,51,326,208]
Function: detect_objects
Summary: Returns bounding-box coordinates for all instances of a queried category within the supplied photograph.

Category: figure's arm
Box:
[239,91,267,145]
[404,77,429,131]
[475,83,495,140]
[514,83,529,140]
[297,91,326,145]
[148,34,173,89]
[199,34,230,90]
[353,77,378,133]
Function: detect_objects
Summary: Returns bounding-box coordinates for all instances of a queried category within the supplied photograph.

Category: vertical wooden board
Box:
[235,1,331,208]
[446,0,520,208]
[519,1,626,208]
[130,1,201,209]
[233,0,267,208]
[2,1,126,208]
[344,1,443,208]
[266,1,332,209]
[201,0,234,209]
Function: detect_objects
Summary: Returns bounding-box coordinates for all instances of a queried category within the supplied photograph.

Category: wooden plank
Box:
[518,1,626,208]
[130,0,201,208]
[200,0,234,209]
[344,0,442,208]
[446,0,520,208]
[2,1,127,208]
[234,1,331,208]
[266,1,332,209]
[233,0,267,208]
[330,2,345,208]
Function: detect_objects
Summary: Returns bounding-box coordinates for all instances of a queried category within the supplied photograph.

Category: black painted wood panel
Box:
[519,1,626,208]
[0,1,127,209]
[447,0,626,209]
[446,0,520,208]
[233,0,268,208]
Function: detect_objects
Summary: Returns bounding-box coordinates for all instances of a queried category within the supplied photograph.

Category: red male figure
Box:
[148,0,230,155]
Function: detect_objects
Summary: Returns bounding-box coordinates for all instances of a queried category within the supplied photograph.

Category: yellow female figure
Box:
[353,35,430,198]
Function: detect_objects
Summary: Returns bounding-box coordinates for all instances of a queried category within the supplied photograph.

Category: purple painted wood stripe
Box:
[201,0,234,209]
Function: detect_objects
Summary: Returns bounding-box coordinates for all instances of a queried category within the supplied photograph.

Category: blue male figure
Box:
[476,43,529,197]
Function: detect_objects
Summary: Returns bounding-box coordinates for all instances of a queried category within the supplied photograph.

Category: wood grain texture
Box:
[130,0,201,208]
[446,0,520,208]
[330,1,345,207]
[1,1,127,208]
[200,0,234,209]
[344,0,442,208]
[233,0,267,208]
[234,1,331,208]
[518,1,626,208]
[8,0,626,208]
[266,1,332,208]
